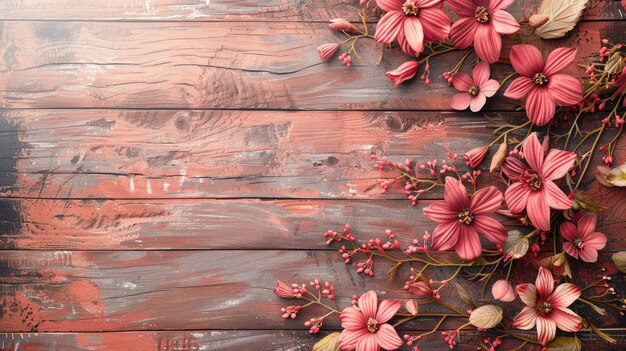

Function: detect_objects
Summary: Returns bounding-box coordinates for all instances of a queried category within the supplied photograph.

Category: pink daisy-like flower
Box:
[503,133,576,231]
[374,0,450,56]
[448,0,520,63]
[339,291,403,351]
[513,267,582,346]
[560,213,607,262]
[451,62,500,112]
[423,176,507,260]
[504,45,583,126]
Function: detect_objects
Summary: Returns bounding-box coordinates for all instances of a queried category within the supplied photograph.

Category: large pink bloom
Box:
[374,0,450,56]
[504,45,583,126]
[451,62,500,112]
[513,267,582,346]
[448,0,519,63]
[423,176,507,260]
[504,133,576,231]
[339,291,403,351]
[561,213,607,262]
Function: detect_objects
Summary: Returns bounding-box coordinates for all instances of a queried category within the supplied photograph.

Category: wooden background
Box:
[0,1,625,350]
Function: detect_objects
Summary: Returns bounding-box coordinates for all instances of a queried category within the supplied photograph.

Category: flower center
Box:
[520,170,543,191]
[573,237,584,248]
[458,209,474,225]
[366,317,379,333]
[468,86,479,96]
[533,73,548,86]
[475,6,489,23]
[537,301,552,314]
[402,0,419,16]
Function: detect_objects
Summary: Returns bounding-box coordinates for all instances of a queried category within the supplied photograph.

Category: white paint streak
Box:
[163,182,170,191]
[129,176,135,192]
[179,169,186,186]
[146,180,152,194]
[123,282,138,289]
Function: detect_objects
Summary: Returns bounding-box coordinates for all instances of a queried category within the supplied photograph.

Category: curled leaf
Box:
[612,251,626,274]
[313,332,341,351]
[538,252,572,278]
[607,163,626,186]
[571,189,602,213]
[454,282,475,307]
[534,0,588,39]
[502,230,529,259]
[547,336,582,351]
[469,305,503,329]
[490,142,508,173]
[329,18,360,34]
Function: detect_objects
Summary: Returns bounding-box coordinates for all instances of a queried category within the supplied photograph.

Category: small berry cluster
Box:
[338,52,352,67]
[483,337,502,351]
[281,305,301,319]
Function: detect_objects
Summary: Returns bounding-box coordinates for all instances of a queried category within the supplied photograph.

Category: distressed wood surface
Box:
[0,0,623,21]
[1,21,625,110]
[0,250,623,333]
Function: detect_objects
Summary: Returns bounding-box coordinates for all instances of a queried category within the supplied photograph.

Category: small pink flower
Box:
[464,146,489,168]
[423,176,507,260]
[560,214,607,262]
[513,267,582,346]
[504,133,576,231]
[492,280,516,302]
[386,61,420,87]
[339,291,403,351]
[448,0,519,63]
[504,45,583,126]
[317,43,340,62]
[374,0,450,56]
[451,62,500,112]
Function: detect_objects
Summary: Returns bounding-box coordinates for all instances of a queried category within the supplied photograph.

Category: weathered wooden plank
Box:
[0,0,622,22]
[2,197,625,251]
[1,109,623,200]
[2,330,625,351]
[1,21,624,110]
[0,250,623,332]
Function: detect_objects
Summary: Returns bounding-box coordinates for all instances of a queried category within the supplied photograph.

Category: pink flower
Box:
[339,291,403,351]
[374,0,450,56]
[386,61,420,87]
[561,214,607,262]
[504,45,583,126]
[504,133,576,231]
[317,43,340,62]
[492,280,516,302]
[451,62,500,112]
[423,176,507,260]
[513,267,582,346]
[611,65,626,105]
[448,0,519,63]
[464,146,489,168]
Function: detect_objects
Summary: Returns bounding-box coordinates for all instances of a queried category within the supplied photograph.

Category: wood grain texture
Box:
[0,250,623,333]
[2,197,625,251]
[1,21,625,110]
[0,0,622,21]
[2,330,626,351]
[1,109,623,200]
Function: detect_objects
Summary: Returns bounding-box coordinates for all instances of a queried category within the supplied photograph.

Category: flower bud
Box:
[464,146,488,169]
[492,280,516,302]
[528,14,549,28]
[329,18,360,33]
[385,61,420,87]
[317,43,340,62]
[490,142,508,173]
[407,281,433,298]
[274,280,296,298]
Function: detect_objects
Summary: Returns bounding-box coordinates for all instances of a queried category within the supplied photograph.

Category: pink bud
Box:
[528,14,549,28]
[464,146,489,169]
[329,18,360,33]
[407,281,433,298]
[386,61,420,87]
[491,280,516,302]
[316,43,340,62]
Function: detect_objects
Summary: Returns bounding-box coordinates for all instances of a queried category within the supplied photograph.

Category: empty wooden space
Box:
[0,1,624,350]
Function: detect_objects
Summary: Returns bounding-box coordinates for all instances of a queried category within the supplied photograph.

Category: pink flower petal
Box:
[374,11,405,44]
[559,221,578,242]
[339,328,368,350]
[455,224,482,260]
[443,176,470,210]
[430,221,461,251]
[582,231,607,251]
[356,333,379,351]
[512,305,538,329]
[480,79,500,97]
[470,93,487,112]
[451,92,472,110]
[527,88,556,126]
[579,246,599,262]
[535,267,554,300]
[542,149,576,180]
[418,8,451,42]
[452,73,473,91]
[398,31,420,57]
[502,156,529,180]
[543,180,573,210]
[417,0,445,7]
[491,10,520,34]
[474,24,502,64]
[510,45,544,77]
[504,77,535,100]
[505,182,531,214]
[470,186,503,214]
[450,17,479,49]
[423,202,459,223]
[489,0,514,12]
[562,242,579,259]
[544,47,578,76]
[516,283,537,307]
[536,316,557,346]
[547,74,582,106]
[376,0,404,12]
[375,323,403,350]
[376,300,402,323]
[473,61,491,85]
[527,189,551,231]
[447,0,478,16]
[472,216,507,244]
[523,133,545,172]
[577,214,597,237]
[548,283,581,308]
[551,307,582,332]
[358,291,378,319]
[341,306,368,330]
[404,17,425,53]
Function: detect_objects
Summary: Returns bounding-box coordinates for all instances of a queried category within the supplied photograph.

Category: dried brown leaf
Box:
[313,332,341,351]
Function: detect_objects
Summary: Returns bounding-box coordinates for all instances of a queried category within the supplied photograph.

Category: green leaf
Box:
[313,332,341,351]
[605,53,625,74]
[547,336,582,351]
[454,282,475,307]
